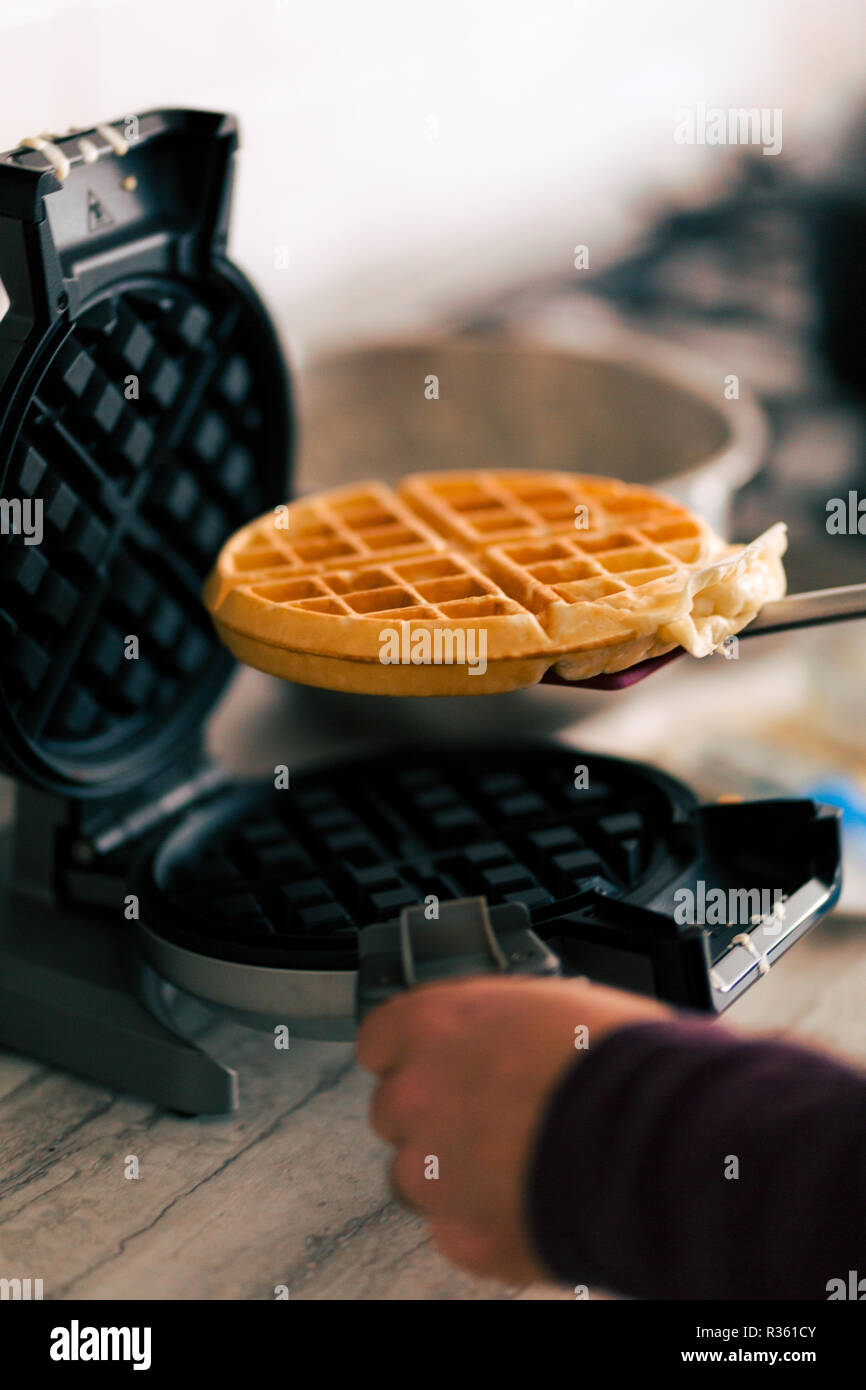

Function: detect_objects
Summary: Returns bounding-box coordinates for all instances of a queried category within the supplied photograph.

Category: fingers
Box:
[388,1147,542,1282]
[369,1060,451,1217]
[356,989,425,1076]
[428,1217,543,1285]
[359,977,592,1286]
[368,1070,425,1145]
[429,1217,498,1276]
[356,979,468,1076]
[388,1146,446,1215]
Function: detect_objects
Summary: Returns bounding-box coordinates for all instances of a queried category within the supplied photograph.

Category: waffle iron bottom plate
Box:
[132,742,840,1038]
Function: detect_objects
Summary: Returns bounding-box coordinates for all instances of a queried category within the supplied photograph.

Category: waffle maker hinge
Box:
[0,765,239,1113]
[10,759,227,909]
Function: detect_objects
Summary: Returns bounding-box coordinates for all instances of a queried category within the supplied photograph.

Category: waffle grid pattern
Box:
[248,554,527,623]
[399,471,682,546]
[211,471,715,656]
[1,283,274,749]
[224,482,446,577]
[488,518,706,614]
[151,749,683,967]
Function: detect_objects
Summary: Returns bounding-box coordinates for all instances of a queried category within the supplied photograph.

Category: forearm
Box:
[528,1017,866,1299]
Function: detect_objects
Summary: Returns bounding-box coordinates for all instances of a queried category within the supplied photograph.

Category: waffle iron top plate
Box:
[0,110,290,796]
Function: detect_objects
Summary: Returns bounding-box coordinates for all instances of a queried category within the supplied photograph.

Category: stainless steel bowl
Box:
[296,332,768,535]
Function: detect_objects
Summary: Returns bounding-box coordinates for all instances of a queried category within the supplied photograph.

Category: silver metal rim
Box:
[136,921,356,1040]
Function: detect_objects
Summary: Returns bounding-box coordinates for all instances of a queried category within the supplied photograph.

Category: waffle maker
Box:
[0,109,843,1114]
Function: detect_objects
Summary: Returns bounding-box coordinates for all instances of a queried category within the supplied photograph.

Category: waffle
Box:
[203,470,787,695]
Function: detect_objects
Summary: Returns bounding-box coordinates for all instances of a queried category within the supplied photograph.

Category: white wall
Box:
[1,0,864,354]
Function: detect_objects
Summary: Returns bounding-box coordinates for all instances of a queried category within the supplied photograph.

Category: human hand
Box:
[356,975,670,1284]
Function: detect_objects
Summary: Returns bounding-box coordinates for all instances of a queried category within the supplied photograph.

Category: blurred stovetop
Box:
[472,155,866,594]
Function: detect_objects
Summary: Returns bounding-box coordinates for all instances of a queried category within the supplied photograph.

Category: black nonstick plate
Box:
[133,743,841,1027]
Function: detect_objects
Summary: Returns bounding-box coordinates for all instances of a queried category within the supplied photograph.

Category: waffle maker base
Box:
[129,743,841,1045]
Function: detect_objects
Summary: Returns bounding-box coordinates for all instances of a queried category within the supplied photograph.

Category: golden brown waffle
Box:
[204,470,787,695]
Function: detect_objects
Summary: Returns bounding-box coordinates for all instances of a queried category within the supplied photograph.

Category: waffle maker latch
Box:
[356,896,561,1021]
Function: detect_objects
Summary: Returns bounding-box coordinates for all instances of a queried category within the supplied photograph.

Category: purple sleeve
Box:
[527,1017,866,1300]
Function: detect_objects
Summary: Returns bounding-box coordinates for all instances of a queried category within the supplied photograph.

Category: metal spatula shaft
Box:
[741,583,866,638]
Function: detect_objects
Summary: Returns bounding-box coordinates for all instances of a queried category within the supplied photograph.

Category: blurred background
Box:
[3,0,866,908]
[1,0,864,358]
